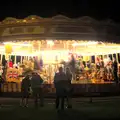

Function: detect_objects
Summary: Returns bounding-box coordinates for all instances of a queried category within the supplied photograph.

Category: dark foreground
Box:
[0,97,120,120]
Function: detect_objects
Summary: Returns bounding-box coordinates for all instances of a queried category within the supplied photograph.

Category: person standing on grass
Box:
[20,75,31,107]
[54,67,67,111]
[65,67,73,108]
[31,72,44,108]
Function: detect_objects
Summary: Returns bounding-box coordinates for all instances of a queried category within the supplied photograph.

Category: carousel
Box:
[0,40,120,84]
[0,15,120,94]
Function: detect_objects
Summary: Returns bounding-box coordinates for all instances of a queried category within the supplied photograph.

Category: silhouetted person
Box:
[21,75,31,107]
[54,67,67,111]
[2,55,7,68]
[69,54,76,80]
[0,76,4,95]
[33,57,39,70]
[65,67,72,108]
[39,57,43,71]
[31,72,44,108]
[113,58,118,84]
[2,56,7,81]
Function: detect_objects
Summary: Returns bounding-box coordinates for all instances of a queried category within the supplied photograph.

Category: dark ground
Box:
[0,97,120,120]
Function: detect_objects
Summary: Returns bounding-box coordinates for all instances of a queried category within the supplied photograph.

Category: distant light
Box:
[32,18,35,20]
[23,20,27,22]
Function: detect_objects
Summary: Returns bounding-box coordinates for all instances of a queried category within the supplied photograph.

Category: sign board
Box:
[2,26,45,36]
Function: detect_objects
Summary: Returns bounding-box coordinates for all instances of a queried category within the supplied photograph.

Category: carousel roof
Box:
[0,15,120,43]
[0,15,118,25]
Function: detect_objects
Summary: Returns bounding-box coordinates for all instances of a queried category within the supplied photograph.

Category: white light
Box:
[3,42,32,47]
[47,40,54,46]
[72,41,98,46]
[3,42,12,45]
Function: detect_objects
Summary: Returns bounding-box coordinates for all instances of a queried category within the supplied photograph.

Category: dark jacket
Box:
[66,72,72,85]
[21,76,31,91]
[113,61,118,72]
[31,74,43,89]
[54,72,67,96]
[66,72,73,93]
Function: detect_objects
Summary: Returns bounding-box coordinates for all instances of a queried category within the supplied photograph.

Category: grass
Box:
[0,101,120,120]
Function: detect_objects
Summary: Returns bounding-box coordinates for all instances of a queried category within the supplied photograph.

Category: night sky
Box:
[0,0,119,22]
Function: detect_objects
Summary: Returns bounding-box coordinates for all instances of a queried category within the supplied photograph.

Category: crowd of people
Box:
[20,67,73,111]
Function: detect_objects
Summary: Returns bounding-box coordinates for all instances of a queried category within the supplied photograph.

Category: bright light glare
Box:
[33,50,69,63]
[3,42,12,45]
[3,42,32,47]
[47,40,54,46]
[72,41,98,46]
[100,46,117,48]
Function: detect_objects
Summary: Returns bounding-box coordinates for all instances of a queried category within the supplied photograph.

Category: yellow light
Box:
[83,56,90,61]
[5,44,12,54]
[32,18,35,20]
[47,40,54,46]
[23,20,27,22]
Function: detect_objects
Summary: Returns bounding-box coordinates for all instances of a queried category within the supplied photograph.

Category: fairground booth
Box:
[0,15,120,94]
